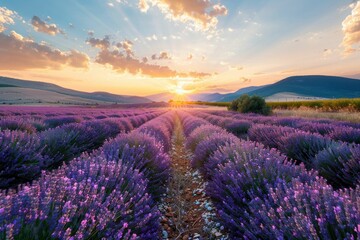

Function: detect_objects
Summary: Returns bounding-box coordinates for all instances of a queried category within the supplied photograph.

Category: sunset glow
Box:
[0,0,359,96]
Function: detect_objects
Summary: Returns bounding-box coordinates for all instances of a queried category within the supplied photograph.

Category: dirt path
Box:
[159,115,227,240]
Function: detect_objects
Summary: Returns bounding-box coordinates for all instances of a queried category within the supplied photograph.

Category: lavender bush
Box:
[248,124,296,149]
[224,120,251,135]
[279,132,333,167]
[186,124,226,152]
[313,143,360,189]
[243,179,360,239]
[0,153,160,239]
[327,126,360,144]
[102,132,171,200]
[192,133,240,172]
[44,116,81,129]
[0,118,36,133]
[0,131,43,188]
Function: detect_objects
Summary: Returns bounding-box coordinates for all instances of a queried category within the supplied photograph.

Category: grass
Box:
[274,109,360,123]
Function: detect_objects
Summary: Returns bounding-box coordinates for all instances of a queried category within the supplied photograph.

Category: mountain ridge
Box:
[0,76,151,104]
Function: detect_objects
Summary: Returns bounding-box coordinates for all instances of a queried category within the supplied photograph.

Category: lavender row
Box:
[190,110,360,189]
[179,111,360,239]
[0,111,176,239]
[202,110,360,144]
[248,124,360,189]
[0,106,156,118]
[0,111,163,188]
[0,109,158,133]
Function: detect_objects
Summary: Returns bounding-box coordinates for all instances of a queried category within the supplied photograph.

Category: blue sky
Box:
[0,0,359,95]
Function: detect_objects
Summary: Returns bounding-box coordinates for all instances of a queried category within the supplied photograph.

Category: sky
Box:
[0,0,360,96]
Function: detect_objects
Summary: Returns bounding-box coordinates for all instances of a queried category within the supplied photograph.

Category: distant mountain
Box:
[146,86,263,102]
[215,86,265,102]
[247,75,360,99]
[0,76,151,105]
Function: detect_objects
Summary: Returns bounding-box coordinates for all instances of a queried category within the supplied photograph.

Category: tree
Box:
[228,94,271,115]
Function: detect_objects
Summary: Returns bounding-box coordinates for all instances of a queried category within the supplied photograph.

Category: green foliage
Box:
[267,98,360,112]
[228,95,271,115]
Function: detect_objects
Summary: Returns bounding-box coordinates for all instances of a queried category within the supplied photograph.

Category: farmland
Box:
[0,106,359,239]
[186,98,360,112]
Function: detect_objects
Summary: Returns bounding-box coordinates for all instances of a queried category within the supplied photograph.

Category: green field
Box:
[186,98,360,112]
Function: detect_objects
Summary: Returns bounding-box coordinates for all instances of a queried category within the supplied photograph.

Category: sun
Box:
[174,86,187,95]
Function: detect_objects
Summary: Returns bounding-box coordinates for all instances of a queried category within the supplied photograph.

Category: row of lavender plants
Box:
[0,109,157,133]
[0,111,164,188]
[190,110,360,189]
[206,110,360,144]
[0,111,175,239]
[179,111,360,239]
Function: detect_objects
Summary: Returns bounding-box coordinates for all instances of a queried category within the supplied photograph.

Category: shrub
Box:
[229,95,271,115]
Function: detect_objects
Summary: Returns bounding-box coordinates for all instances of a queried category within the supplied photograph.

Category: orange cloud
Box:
[31,16,65,35]
[90,36,211,78]
[138,0,228,31]
[0,31,89,70]
[342,1,360,54]
[0,7,17,32]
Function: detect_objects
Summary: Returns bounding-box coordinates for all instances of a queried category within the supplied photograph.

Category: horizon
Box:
[1,1,360,96]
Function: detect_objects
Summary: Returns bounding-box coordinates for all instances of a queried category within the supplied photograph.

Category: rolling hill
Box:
[247,75,360,99]
[213,75,360,102]
[0,76,151,105]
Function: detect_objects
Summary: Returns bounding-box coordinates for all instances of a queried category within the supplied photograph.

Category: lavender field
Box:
[0,106,359,239]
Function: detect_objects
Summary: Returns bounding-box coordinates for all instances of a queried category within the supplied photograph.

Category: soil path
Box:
[159,115,226,240]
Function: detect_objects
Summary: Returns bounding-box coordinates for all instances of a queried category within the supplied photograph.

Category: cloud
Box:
[146,34,158,41]
[31,16,65,35]
[229,65,243,71]
[89,35,211,78]
[0,31,89,70]
[139,0,150,12]
[87,35,111,50]
[116,40,134,56]
[0,7,17,32]
[138,0,228,31]
[323,48,333,58]
[342,1,360,54]
[240,77,251,83]
[151,51,171,60]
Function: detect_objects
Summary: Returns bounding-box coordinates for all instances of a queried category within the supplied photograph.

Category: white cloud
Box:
[0,7,17,32]
[342,1,360,54]
[138,0,228,31]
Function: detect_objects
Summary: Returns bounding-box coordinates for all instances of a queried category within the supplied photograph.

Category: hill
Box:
[0,77,151,105]
[247,75,360,100]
